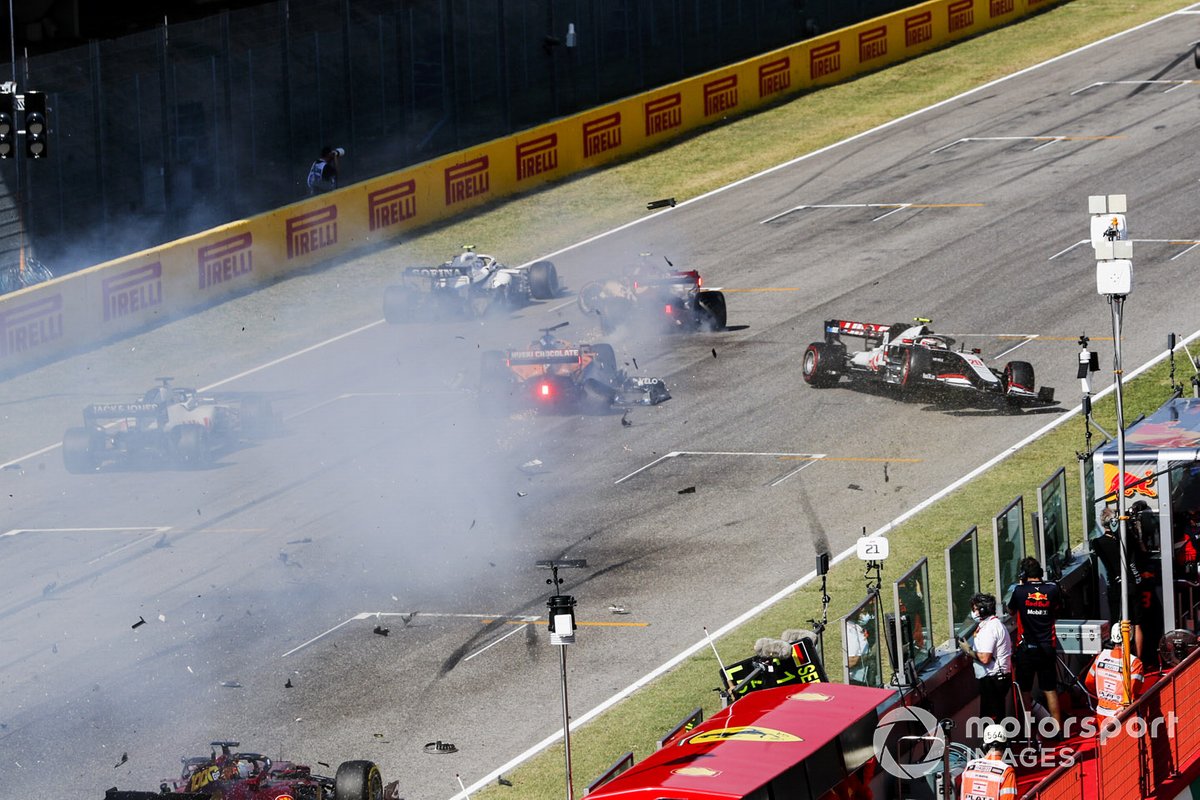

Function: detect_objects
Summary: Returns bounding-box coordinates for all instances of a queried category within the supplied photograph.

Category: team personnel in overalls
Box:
[959,724,1017,800]
[1084,624,1144,734]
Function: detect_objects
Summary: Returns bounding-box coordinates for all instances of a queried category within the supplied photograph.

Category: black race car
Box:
[801,318,1055,406]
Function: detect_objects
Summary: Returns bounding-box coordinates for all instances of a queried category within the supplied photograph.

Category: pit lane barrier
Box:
[0,0,1066,376]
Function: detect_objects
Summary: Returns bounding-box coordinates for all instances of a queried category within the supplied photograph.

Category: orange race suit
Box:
[1085,644,1144,728]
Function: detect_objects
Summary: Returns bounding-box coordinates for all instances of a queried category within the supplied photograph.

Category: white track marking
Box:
[282,611,542,658]
[992,335,1039,361]
[768,458,821,487]
[615,450,825,485]
[463,623,529,662]
[0,526,171,539]
[1071,79,1199,95]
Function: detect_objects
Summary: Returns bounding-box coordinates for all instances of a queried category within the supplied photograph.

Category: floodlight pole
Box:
[1090,194,1134,703]
[537,558,587,800]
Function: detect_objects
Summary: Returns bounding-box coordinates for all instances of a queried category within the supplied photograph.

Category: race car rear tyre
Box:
[584,378,619,411]
[529,261,559,299]
[697,290,727,331]
[578,281,604,315]
[383,286,415,323]
[1003,361,1036,395]
[334,760,384,800]
[802,343,842,388]
[174,426,211,469]
[62,427,99,473]
[900,348,932,390]
[589,343,618,375]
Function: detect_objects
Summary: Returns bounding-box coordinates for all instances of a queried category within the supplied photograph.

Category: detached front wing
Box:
[613,376,671,406]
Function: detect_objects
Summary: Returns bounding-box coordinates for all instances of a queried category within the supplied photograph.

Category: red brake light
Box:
[664,304,673,315]
[539,382,552,398]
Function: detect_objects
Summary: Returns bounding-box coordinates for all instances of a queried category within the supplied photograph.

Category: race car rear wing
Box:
[823,319,891,346]
[84,402,163,421]
[507,349,582,366]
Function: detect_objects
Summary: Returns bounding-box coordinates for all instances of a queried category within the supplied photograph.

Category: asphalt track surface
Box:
[3,10,1200,800]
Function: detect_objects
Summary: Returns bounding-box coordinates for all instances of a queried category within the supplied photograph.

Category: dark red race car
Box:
[103,740,397,800]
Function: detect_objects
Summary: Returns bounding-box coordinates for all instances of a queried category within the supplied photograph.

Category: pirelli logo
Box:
[103,262,162,322]
[644,94,682,136]
[948,0,974,32]
[445,156,490,206]
[989,0,1015,17]
[198,233,253,290]
[858,26,887,63]
[758,58,790,98]
[703,75,738,117]
[583,112,622,158]
[810,42,841,80]
[1,293,62,358]
[368,180,417,231]
[286,206,338,260]
[905,12,932,47]
[516,134,559,181]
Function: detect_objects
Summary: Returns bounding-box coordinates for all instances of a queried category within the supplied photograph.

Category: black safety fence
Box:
[0,0,920,277]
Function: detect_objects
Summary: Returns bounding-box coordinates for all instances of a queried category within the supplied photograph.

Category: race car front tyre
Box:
[62,427,99,473]
[334,760,384,800]
[383,286,415,323]
[697,290,727,331]
[174,426,211,469]
[900,348,932,390]
[1003,361,1036,395]
[802,343,842,388]
[528,261,559,299]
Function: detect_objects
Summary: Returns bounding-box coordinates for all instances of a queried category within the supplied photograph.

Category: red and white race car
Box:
[802,317,1055,406]
[576,256,726,333]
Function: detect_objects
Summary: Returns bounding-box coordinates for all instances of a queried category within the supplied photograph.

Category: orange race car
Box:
[479,322,670,413]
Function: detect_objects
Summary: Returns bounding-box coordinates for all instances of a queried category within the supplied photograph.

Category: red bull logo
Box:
[858,26,888,63]
[810,42,841,80]
[198,233,252,289]
[0,293,62,358]
[103,262,162,322]
[286,206,337,259]
[703,75,738,117]
[368,180,417,231]
[644,94,682,136]
[444,156,490,206]
[516,134,558,181]
[949,0,974,32]
[990,0,1015,17]
[1104,466,1158,500]
[905,11,933,46]
[583,112,622,158]
[758,58,791,99]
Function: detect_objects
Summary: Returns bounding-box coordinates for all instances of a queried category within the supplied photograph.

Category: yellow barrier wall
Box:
[0,0,1064,375]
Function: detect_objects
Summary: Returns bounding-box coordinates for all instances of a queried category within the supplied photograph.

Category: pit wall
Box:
[0,0,1064,375]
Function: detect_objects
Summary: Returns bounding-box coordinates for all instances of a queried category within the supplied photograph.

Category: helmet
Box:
[982,724,1007,747]
[236,760,253,779]
[1111,625,1123,645]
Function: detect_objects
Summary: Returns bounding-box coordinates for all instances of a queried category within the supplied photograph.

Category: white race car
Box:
[383,246,559,322]
[802,317,1055,407]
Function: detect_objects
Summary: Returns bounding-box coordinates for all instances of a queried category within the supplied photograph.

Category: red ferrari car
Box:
[104,740,396,800]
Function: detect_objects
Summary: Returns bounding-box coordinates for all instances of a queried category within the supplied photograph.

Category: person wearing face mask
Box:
[959,592,1012,724]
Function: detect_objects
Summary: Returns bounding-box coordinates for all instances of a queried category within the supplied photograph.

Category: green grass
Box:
[433,1,1196,797]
